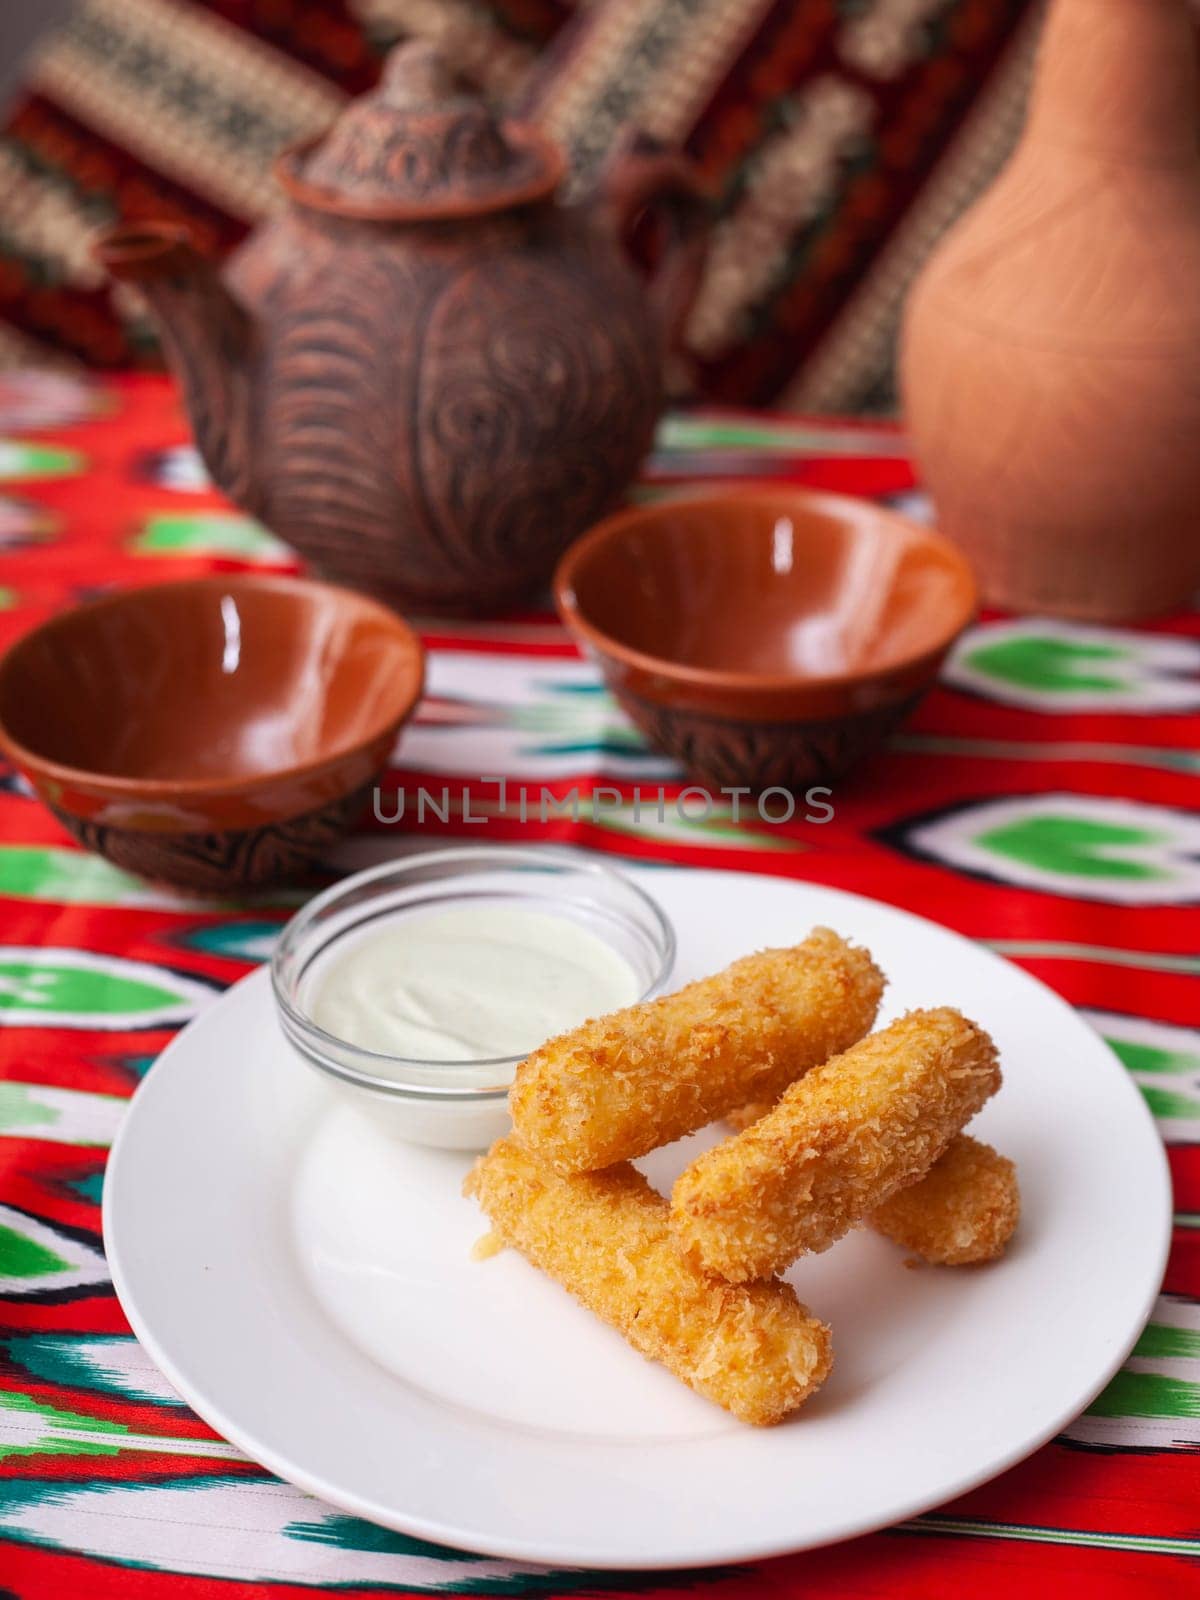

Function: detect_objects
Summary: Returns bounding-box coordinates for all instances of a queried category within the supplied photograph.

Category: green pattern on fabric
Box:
[0,959,182,1017]
[1108,1039,1200,1076]
[895,734,1200,775]
[531,741,650,758]
[0,442,84,481]
[0,1080,124,1146]
[0,1083,54,1132]
[1,1335,186,1409]
[1131,1323,1200,1360]
[178,921,283,964]
[0,1394,123,1461]
[0,846,291,913]
[286,1515,490,1563]
[963,636,1127,694]
[1137,1086,1200,1121]
[0,847,148,904]
[597,803,795,852]
[976,817,1166,881]
[284,1513,734,1593]
[132,512,289,560]
[654,416,905,457]
[993,942,1200,974]
[511,684,653,758]
[1087,1371,1200,1421]
[538,683,610,697]
[0,1224,69,1278]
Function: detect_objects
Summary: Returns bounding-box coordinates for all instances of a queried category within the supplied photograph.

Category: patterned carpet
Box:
[0,0,1042,409]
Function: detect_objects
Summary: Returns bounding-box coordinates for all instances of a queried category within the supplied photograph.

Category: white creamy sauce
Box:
[309,905,638,1061]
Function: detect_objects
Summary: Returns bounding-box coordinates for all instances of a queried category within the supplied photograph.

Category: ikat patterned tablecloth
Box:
[0,372,1196,1599]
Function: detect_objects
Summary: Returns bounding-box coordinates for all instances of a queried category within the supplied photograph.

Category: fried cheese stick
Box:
[727,1101,1019,1268]
[671,1008,1001,1282]
[509,928,884,1174]
[465,1135,832,1426]
[870,1133,1019,1265]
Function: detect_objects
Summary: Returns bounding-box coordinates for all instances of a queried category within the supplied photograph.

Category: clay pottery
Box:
[93,44,710,616]
[901,0,1200,620]
[0,576,424,891]
[554,489,976,792]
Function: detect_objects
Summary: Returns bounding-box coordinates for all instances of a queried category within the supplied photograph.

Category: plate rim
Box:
[102,867,1174,1570]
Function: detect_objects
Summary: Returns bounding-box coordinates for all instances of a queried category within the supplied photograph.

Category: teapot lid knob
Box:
[377,40,457,105]
[277,42,565,222]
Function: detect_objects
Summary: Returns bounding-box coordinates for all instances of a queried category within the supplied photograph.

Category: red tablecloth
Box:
[0,372,1197,1600]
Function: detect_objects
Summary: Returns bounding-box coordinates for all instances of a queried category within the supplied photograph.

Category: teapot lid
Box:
[276,42,564,220]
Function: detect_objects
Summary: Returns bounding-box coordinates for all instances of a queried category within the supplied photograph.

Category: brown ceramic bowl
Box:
[555,489,977,792]
[0,575,424,891]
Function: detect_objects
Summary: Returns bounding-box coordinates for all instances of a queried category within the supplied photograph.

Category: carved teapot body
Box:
[98,45,708,613]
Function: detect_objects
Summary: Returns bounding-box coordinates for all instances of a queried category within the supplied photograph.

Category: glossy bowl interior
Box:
[0,574,426,891]
[0,574,423,795]
[556,489,977,703]
[271,847,675,1149]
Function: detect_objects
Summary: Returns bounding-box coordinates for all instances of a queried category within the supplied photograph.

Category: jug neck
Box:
[1026,0,1199,163]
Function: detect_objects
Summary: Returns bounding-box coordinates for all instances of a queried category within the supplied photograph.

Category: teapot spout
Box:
[95,223,259,511]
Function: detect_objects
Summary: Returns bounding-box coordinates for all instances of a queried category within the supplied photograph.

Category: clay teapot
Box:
[900,0,1200,620]
[96,44,710,614]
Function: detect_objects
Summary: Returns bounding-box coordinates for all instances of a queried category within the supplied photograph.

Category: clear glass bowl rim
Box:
[270,845,677,1102]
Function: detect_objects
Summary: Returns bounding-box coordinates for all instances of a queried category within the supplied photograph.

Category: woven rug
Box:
[0,0,1040,409]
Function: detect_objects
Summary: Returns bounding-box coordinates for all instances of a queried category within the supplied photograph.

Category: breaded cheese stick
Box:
[464,1135,832,1426]
[509,928,884,1174]
[725,1100,779,1132]
[671,1008,1000,1282]
[871,1133,1019,1265]
[728,1101,1020,1267]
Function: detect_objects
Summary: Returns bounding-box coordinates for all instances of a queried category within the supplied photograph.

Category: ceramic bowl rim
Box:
[269,845,678,1101]
[554,487,979,695]
[0,572,426,803]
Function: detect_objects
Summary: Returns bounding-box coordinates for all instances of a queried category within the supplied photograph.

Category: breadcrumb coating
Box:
[725,1101,774,1132]
[464,1136,833,1426]
[671,1008,1001,1282]
[871,1134,1019,1265]
[509,928,884,1174]
[728,1103,1020,1267]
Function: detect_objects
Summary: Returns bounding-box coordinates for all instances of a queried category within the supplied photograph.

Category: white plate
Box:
[104,867,1171,1569]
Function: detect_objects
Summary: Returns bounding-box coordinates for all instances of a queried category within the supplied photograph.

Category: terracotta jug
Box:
[900,0,1200,620]
[95,44,709,614]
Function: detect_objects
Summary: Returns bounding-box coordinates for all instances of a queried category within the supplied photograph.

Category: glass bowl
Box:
[271,846,676,1149]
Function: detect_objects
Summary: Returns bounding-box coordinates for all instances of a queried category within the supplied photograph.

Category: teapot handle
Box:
[607,145,711,354]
